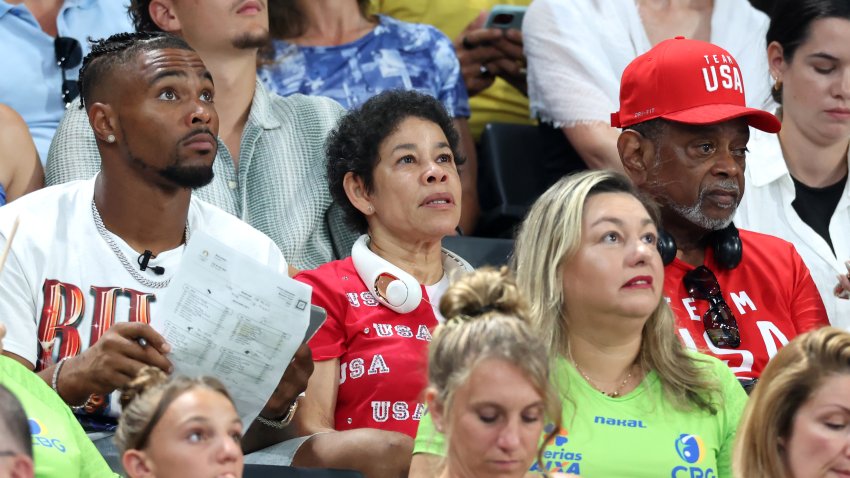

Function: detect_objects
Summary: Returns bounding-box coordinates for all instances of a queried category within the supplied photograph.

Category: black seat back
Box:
[442,236,514,268]
[244,465,365,478]
[477,123,547,237]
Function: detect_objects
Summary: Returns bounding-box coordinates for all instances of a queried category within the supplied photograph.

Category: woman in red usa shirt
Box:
[294,91,473,445]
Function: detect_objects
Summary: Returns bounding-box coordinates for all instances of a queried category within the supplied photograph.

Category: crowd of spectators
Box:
[1,0,850,477]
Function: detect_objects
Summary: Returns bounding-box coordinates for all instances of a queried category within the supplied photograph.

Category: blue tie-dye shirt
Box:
[259,15,470,118]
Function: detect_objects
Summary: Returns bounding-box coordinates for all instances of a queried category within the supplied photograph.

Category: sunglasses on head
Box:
[683,265,741,349]
[55,36,82,107]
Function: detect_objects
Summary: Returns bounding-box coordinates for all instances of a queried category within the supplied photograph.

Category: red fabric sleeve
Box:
[788,244,830,332]
[295,264,347,361]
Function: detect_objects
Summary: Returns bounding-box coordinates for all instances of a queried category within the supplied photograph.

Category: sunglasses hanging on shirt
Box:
[683,265,741,349]
[55,36,82,107]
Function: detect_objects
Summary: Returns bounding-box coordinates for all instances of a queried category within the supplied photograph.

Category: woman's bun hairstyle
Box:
[439,266,528,324]
[115,366,234,453]
[428,267,561,469]
[119,366,169,410]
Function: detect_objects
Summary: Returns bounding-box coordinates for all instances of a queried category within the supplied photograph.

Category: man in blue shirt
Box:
[0,0,132,163]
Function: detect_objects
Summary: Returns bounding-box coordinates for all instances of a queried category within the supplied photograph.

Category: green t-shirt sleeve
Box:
[0,357,118,478]
[412,410,446,456]
[62,405,117,477]
[711,357,748,478]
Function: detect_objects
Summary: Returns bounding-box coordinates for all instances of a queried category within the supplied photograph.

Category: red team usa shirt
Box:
[296,257,437,437]
[665,229,829,380]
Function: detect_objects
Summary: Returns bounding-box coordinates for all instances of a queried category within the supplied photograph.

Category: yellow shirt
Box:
[372,0,535,140]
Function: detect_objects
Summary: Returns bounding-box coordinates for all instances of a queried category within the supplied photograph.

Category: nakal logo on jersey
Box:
[672,433,714,477]
[529,424,581,475]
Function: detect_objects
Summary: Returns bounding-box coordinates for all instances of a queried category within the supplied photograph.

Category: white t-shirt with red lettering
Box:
[664,229,828,380]
[295,256,465,438]
[0,179,287,423]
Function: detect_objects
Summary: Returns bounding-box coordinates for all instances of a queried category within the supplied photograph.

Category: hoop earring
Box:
[773,79,782,92]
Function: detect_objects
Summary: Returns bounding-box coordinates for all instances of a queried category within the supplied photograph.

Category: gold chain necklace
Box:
[569,349,636,398]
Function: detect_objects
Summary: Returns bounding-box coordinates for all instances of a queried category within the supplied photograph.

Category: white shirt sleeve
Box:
[524,0,639,127]
[710,0,775,110]
[0,225,39,368]
[524,0,775,127]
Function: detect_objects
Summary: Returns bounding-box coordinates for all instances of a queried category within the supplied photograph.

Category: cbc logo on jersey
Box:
[672,433,715,478]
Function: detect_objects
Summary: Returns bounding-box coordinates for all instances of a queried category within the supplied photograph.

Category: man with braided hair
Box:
[0,31,314,463]
[46,0,357,271]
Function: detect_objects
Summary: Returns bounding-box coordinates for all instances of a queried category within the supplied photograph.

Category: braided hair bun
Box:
[118,366,169,410]
[438,266,528,324]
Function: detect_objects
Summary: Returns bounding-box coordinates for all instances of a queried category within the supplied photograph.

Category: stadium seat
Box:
[244,465,364,478]
[442,235,514,268]
[476,122,584,238]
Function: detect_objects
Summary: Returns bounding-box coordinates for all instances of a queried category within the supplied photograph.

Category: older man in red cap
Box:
[615,37,829,387]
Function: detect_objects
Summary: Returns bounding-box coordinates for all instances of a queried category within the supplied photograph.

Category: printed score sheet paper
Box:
[151,231,311,428]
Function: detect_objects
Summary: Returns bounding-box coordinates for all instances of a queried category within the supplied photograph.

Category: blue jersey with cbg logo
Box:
[414,352,746,477]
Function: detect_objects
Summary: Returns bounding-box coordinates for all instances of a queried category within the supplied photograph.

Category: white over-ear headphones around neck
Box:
[350,234,473,314]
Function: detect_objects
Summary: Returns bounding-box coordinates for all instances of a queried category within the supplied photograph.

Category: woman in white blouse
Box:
[735,0,850,326]
[523,0,773,172]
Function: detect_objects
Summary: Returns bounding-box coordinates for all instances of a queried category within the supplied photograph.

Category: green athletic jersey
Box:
[414,352,746,477]
[0,356,115,477]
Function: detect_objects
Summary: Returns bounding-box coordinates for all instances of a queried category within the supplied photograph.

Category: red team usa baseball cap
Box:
[611,36,781,133]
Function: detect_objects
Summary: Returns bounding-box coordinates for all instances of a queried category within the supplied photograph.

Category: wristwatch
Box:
[256,400,299,429]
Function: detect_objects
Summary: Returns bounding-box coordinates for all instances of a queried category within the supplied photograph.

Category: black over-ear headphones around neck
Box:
[657,223,743,270]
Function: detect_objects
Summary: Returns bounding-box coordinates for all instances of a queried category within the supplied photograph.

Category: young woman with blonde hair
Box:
[116,367,243,478]
[734,326,850,478]
[425,267,562,477]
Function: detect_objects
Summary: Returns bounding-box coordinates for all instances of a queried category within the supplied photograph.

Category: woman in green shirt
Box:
[0,321,115,478]
[411,170,747,477]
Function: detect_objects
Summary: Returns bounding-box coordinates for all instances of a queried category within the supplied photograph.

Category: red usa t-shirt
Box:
[665,229,828,380]
[295,257,436,437]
